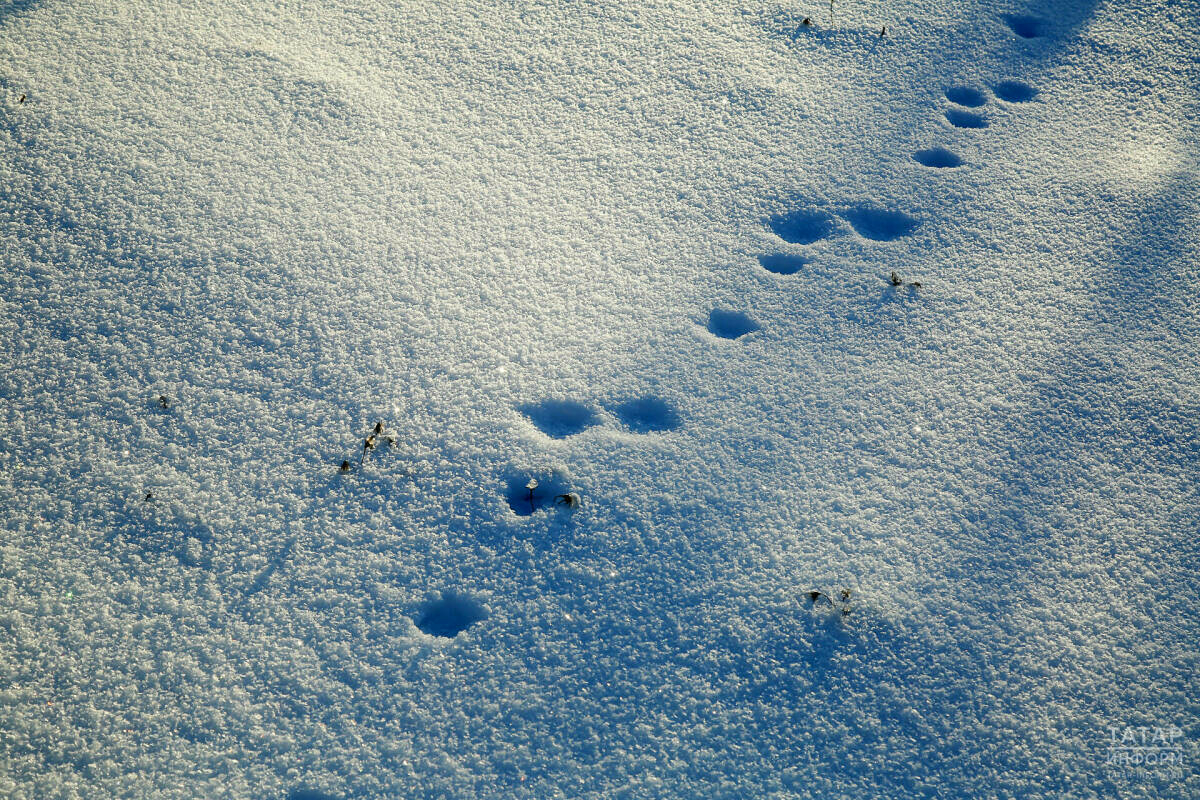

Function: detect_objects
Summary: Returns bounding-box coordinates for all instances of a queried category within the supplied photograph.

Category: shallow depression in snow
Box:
[768,208,837,244]
[1003,14,1044,38]
[415,593,488,638]
[518,399,598,438]
[757,253,810,275]
[945,108,989,128]
[840,206,920,241]
[611,396,682,433]
[945,86,987,107]
[994,80,1038,103]
[913,147,963,168]
[706,308,761,339]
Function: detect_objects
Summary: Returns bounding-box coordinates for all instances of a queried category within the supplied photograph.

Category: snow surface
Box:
[1,0,1198,797]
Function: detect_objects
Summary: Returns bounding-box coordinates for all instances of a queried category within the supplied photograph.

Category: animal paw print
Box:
[1003,14,1044,39]
[993,80,1037,103]
[517,399,598,439]
[503,469,578,516]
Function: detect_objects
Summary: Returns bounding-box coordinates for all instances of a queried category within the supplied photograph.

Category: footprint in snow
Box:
[502,469,574,516]
[768,209,837,245]
[518,399,598,438]
[1003,14,1045,39]
[945,86,987,107]
[706,308,761,340]
[415,592,487,637]
[840,206,921,241]
[758,253,809,275]
[913,147,962,168]
[993,80,1038,103]
[610,396,682,433]
[945,108,988,128]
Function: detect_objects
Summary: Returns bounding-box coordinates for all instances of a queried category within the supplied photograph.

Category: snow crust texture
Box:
[1,0,1198,797]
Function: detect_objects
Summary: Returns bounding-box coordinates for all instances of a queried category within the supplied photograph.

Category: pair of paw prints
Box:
[768,205,920,247]
[518,396,681,438]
